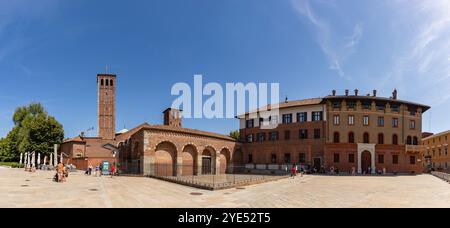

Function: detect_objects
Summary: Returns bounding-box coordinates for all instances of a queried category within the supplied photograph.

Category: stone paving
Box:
[1,167,450,208]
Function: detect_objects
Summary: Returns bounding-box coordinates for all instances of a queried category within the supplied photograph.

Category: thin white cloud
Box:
[381,0,450,108]
[290,0,363,80]
[345,24,363,49]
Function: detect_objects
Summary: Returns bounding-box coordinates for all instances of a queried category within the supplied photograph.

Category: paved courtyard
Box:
[1,166,450,208]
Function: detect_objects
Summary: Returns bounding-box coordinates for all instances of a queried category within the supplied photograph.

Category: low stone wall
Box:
[148,174,288,191]
[431,172,450,183]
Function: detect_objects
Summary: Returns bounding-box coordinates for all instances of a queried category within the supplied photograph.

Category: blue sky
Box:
[1,0,450,138]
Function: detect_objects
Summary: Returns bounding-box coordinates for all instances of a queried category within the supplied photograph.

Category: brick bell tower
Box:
[163,108,182,128]
[97,74,116,140]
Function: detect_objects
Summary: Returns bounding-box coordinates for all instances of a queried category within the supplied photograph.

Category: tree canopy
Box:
[0,103,64,162]
[229,130,240,140]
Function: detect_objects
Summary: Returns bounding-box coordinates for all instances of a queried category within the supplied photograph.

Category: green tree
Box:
[0,138,8,162]
[229,130,240,140]
[0,103,64,161]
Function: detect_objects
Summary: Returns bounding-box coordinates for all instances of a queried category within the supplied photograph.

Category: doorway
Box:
[313,158,321,172]
[202,157,212,175]
[361,151,371,174]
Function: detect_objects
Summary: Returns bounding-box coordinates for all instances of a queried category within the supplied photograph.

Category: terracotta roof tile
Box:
[141,125,237,142]
[115,122,152,141]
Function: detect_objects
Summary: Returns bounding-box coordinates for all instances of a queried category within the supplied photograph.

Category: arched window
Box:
[363,133,370,144]
[348,132,355,144]
[378,133,384,144]
[333,132,340,143]
[110,79,113,86]
[101,79,104,86]
[413,137,418,145]
[392,134,398,145]
[106,79,109,86]
[407,136,412,145]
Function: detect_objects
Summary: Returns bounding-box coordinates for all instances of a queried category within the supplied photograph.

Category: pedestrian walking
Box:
[57,162,63,183]
[88,164,93,175]
[291,164,297,178]
[62,165,69,182]
[99,163,103,176]
[110,163,116,178]
[95,165,100,177]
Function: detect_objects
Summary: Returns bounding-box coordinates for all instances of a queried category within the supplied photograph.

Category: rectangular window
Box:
[282,114,293,124]
[299,153,306,164]
[348,154,355,163]
[439,148,442,156]
[333,102,341,109]
[333,115,340,125]
[270,115,279,125]
[363,101,371,109]
[348,115,355,126]
[410,156,416,165]
[271,154,277,164]
[312,112,323,121]
[248,154,253,163]
[314,129,321,139]
[378,154,384,164]
[246,134,253,143]
[269,132,279,141]
[284,153,291,163]
[284,130,291,140]
[378,116,384,127]
[363,115,369,126]
[299,129,308,139]
[256,133,265,142]
[393,155,399,165]
[445,146,448,156]
[391,105,399,112]
[347,101,356,109]
[334,153,340,163]
[297,112,307,123]
[409,120,415,129]
[246,119,254,128]
[392,118,399,128]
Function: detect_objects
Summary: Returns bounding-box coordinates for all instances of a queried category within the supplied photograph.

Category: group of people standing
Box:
[54,162,69,183]
[329,166,387,175]
[85,162,117,178]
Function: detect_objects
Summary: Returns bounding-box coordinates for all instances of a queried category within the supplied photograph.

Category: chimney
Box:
[373,90,377,97]
[345,90,349,96]
[285,96,289,103]
[354,89,359,96]
[392,89,398,100]
[332,90,336,96]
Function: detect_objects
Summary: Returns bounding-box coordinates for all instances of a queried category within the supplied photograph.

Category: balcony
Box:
[405,145,424,154]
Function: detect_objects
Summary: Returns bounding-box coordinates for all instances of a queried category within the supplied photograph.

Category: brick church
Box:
[60,74,242,174]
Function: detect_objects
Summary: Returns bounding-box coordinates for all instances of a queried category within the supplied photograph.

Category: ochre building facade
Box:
[422,131,450,173]
[238,89,429,174]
